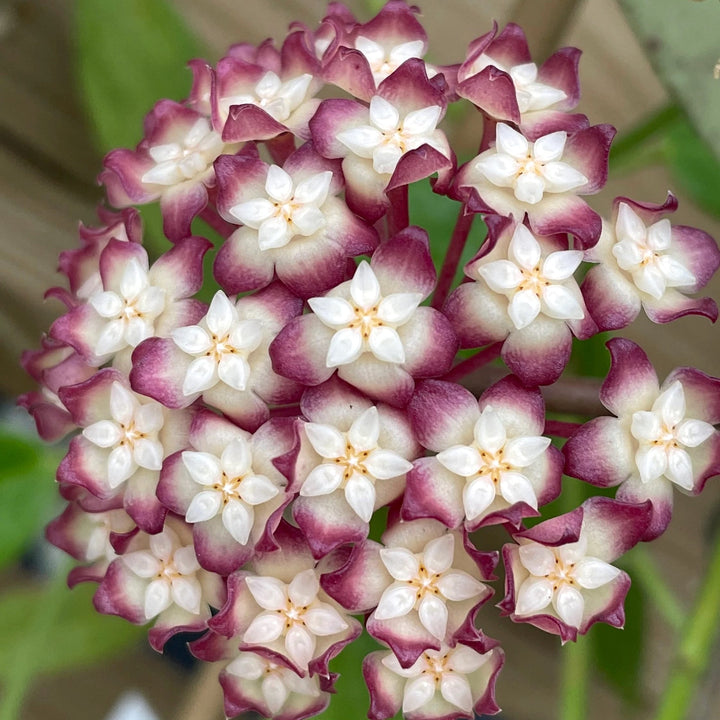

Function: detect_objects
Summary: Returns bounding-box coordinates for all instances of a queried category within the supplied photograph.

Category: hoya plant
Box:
[16,1,720,719]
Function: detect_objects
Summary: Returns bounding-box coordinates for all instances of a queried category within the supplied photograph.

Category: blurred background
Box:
[1,0,719,719]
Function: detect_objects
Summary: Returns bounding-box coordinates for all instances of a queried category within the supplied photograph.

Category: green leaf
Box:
[618,0,720,162]
[74,0,204,153]
[589,561,646,705]
[0,433,38,484]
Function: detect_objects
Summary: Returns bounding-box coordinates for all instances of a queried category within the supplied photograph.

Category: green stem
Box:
[624,546,685,632]
[560,636,590,720]
[653,528,720,720]
[610,104,681,174]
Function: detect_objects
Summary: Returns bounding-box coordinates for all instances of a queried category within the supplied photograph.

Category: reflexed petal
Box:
[262,673,289,715]
[368,326,405,364]
[542,250,583,281]
[244,612,286,643]
[616,203,646,244]
[437,445,483,477]
[403,676,436,713]
[186,489,223,523]
[351,261,382,309]
[171,576,202,614]
[345,473,376,521]
[171,325,212,354]
[418,593,448,639]
[515,575,553,615]
[222,498,254,545]
[245,576,288,611]
[133,438,163,470]
[508,288,541,329]
[630,411,662,442]
[666,447,694,491]
[286,625,316,667]
[504,436,551,467]
[476,153,519,186]
[377,293,423,324]
[532,131,567,163]
[304,422,346,458]
[123,550,161,578]
[229,198,275,227]
[364,450,413,479]
[475,407,507,454]
[436,570,485,602]
[218,353,250,391]
[90,291,123,318]
[675,419,715,448]
[635,444,668,483]
[380,547,420,581]
[183,356,218,395]
[463,476,496,520]
[496,123,529,159]
[542,285,585,320]
[300,463,345,496]
[107,444,135,488]
[553,584,584,627]
[258,216,291,250]
[308,296,356,327]
[83,420,122,448]
[265,165,294,203]
[369,96,400,133]
[326,328,363,367]
[337,126,384,158]
[573,558,620,589]
[239,475,279,505]
[403,106,442,136]
[440,673,473,712]
[515,172,546,204]
[375,584,417,619]
[144,578,172,618]
[541,162,588,193]
[294,170,333,206]
[206,292,236,336]
[518,542,555,576]
[348,407,380,452]
[654,381,686,428]
[182,451,222,486]
[288,569,320,607]
[423,533,455,574]
[499,470,538,508]
[303,605,349,635]
[477,260,523,292]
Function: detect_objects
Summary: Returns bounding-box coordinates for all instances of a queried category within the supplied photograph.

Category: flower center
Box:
[476,447,512,483]
[419,651,451,683]
[409,564,442,601]
[348,304,384,339]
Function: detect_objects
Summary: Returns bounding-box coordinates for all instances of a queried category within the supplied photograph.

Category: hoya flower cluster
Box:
[21,3,720,719]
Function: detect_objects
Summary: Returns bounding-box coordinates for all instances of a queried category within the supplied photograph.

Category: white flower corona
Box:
[182,436,281,544]
[300,406,413,522]
[230,166,333,250]
[515,537,620,628]
[467,54,567,113]
[89,258,166,357]
[382,644,489,714]
[437,404,550,520]
[220,71,313,123]
[309,261,422,367]
[354,36,426,84]
[82,381,165,488]
[242,569,349,669]
[612,202,696,299]
[630,380,715,490]
[474,123,587,205]
[374,533,486,640]
[141,117,224,185]
[476,223,585,329]
[171,291,264,396]
[337,95,444,176]
[123,526,203,620]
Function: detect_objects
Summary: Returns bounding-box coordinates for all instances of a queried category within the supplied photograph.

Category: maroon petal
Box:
[600,338,659,417]
[150,236,212,299]
[581,264,642,331]
[270,315,336,387]
[402,457,466,528]
[337,356,415,408]
[665,367,720,425]
[371,226,437,297]
[130,337,195,408]
[399,308,458,379]
[160,180,210,242]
